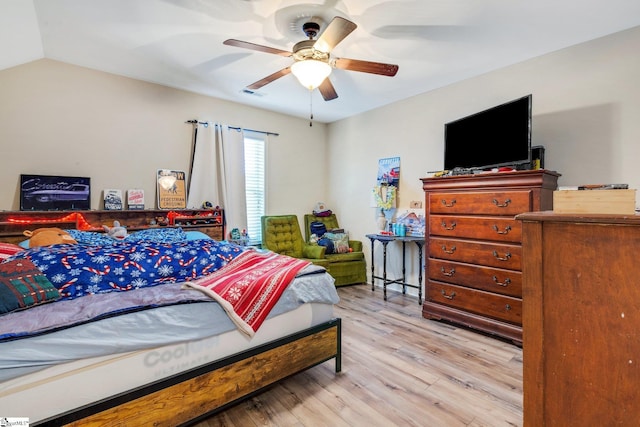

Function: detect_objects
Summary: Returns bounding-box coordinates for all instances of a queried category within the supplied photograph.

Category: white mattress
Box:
[0,302,334,423]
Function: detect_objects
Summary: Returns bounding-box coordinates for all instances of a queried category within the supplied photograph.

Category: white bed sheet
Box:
[0,302,334,423]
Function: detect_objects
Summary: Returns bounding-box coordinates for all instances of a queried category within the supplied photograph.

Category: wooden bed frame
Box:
[0,210,342,426]
[34,318,341,427]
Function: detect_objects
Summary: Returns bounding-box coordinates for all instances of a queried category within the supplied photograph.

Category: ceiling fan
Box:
[223,16,399,101]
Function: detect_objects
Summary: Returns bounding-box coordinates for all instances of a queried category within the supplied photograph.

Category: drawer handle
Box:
[492,276,511,287]
[492,224,512,235]
[505,304,512,311]
[441,199,456,208]
[441,289,456,300]
[492,198,511,208]
[441,245,456,254]
[492,250,512,261]
[441,267,456,277]
[441,221,457,231]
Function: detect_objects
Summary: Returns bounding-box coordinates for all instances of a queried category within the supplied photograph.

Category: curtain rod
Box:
[185,120,279,136]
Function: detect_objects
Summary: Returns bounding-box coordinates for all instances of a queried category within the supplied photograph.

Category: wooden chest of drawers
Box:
[421,170,559,343]
[519,213,640,426]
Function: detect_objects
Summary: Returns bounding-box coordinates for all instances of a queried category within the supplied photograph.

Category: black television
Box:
[444,95,532,171]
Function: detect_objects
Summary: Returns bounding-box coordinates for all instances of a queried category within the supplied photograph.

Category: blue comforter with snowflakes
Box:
[11,239,244,300]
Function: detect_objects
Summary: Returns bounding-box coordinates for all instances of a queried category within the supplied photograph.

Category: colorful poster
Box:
[377,157,400,186]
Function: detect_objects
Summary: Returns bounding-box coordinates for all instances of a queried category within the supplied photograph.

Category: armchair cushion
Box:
[303,214,367,286]
[302,244,326,259]
[349,240,363,252]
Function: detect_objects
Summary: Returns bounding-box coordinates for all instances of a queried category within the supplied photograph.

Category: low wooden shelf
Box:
[0,209,225,244]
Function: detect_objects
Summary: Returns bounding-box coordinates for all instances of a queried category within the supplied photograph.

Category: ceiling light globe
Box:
[291,60,332,90]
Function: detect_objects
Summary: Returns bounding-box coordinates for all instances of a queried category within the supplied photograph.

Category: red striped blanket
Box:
[184,250,311,337]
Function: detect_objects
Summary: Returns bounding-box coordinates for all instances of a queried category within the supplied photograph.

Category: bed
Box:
[0,225,341,426]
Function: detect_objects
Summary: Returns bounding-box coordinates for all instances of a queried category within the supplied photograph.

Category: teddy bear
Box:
[23,227,78,247]
[103,220,128,240]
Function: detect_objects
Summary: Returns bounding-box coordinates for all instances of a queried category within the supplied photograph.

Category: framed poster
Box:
[377,156,400,187]
[20,174,91,211]
[127,189,145,210]
[157,169,187,209]
[103,189,123,210]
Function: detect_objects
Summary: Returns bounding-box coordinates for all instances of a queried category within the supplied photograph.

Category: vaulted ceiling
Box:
[2,0,640,123]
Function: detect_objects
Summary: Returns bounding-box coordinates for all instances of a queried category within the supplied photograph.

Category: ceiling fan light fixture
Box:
[291,59,332,90]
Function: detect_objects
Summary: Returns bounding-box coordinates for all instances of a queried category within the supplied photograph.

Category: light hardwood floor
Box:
[193,285,523,427]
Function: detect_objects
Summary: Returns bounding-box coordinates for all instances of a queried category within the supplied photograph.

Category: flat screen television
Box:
[444,95,532,171]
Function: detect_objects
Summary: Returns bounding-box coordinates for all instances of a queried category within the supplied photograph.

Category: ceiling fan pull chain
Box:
[309,89,313,127]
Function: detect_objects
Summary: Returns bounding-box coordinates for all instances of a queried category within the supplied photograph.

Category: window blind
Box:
[243,134,266,245]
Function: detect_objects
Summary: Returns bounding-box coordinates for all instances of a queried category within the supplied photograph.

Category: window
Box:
[243,133,266,245]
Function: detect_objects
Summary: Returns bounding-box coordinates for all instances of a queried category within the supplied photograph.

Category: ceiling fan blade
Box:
[318,79,338,101]
[223,39,292,57]
[314,17,357,53]
[333,58,399,76]
[246,67,291,90]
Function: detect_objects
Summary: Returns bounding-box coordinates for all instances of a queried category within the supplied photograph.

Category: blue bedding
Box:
[7,239,244,300]
[0,264,339,382]
[0,228,340,386]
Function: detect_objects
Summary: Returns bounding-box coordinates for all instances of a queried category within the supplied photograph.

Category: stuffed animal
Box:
[23,227,78,247]
[103,220,128,240]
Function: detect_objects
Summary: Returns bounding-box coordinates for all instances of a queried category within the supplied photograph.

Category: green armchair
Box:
[303,214,367,287]
[261,214,366,286]
[261,215,330,270]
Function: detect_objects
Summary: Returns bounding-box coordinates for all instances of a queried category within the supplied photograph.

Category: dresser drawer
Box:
[429,237,521,270]
[430,215,521,242]
[428,258,522,297]
[427,281,522,324]
[429,190,532,215]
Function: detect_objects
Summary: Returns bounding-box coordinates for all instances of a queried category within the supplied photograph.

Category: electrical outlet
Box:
[410,201,423,209]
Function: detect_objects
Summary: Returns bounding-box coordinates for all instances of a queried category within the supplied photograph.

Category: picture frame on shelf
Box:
[103,189,123,210]
[127,189,145,210]
[157,169,187,210]
[20,174,91,211]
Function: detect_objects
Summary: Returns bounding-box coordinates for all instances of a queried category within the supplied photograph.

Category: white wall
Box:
[328,25,640,296]
[3,26,640,296]
[0,59,328,227]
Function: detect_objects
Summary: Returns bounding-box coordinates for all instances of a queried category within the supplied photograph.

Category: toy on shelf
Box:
[229,228,250,246]
[103,221,128,240]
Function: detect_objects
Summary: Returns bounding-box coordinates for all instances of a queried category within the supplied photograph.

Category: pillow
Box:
[0,242,24,260]
[0,258,60,315]
[325,232,350,254]
[66,230,115,246]
[185,231,212,241]
[126,228,187,243]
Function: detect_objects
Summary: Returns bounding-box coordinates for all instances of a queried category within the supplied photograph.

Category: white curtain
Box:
[187,123,247,237]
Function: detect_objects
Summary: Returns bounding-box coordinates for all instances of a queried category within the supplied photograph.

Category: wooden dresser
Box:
[519,212,640,426]
[421,170,559,343]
